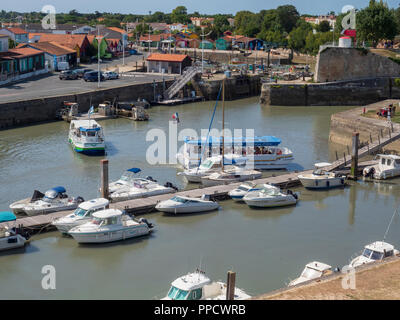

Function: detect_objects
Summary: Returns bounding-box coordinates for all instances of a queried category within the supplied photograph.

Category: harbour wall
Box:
[329,99,400,152]
[0,74,262,130]
[260,77,400,106]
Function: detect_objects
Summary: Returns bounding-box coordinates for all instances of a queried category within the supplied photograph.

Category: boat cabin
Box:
[73,198,109,218]
[300,262,332,279]
[377,155,400,170]
[91,209,124,226]
[361,241,396,261]
[70,120,103,140]
[167,271,213,300]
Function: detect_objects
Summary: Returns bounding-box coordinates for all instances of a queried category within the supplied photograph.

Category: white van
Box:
[58,61,70,71]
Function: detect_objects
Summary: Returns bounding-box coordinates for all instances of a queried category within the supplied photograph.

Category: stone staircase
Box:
[164,66,201,100]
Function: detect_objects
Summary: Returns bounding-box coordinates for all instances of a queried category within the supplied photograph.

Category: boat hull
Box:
[110,188,175,202]
[69,225,151,244]
[156,203,219,214]
[201,175,261,187]
[24,204,79,216]
[0,234,27,251]
[298,176,345,189]
[244,197,297,208]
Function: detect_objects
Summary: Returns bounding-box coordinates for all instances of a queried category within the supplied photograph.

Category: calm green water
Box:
[0,98,399,299]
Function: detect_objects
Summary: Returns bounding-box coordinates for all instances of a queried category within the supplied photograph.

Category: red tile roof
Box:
[29,33,87,49]
[27,41,75,56]
[7,47,43,58]
[147,53,190,63]
[5,27,28,35]
[107,27,127,34]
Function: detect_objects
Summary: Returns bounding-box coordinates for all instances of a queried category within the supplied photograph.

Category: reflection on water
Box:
[1,99,399,299]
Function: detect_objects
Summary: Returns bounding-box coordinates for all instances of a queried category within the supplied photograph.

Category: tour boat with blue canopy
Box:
[177,135,293,170]
[9,186,84,216]
[0,211,29,251]
[68,120,105,155]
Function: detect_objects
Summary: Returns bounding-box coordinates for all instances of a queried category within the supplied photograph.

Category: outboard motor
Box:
[76,196,85,204]
[139,218,154,229]
[287,190,298,199]
[164,182,178,191]
[146,176,157,182]
[364,167,375,178]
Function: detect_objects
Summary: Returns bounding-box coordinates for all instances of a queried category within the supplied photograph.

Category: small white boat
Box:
[201,167,262,187]
[163,269,251,300]
[68,120,105,155]
[243,184,298,208]
[178,155,246,183]
[0,212,29,251]
[349,241,399,268]
[288,261,333,286]
[108,168,142,194]
[363,155,400,180]
[68,209,154,244]
[228,182,262,202]
[110,178,177,202]
[155,195,219,214]
[52,198,109,234]
[298,163,346,189]
[10,187,84,216]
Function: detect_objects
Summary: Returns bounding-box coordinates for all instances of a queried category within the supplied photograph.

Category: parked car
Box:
[103,71,119,80]
[59,70,78,80]
[83,71,105,82]
[72,68,93,78]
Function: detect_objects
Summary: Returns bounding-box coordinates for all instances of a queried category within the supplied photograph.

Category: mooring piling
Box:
[349,132,360,180]
[226,271,236,300]
[100,159,109,201]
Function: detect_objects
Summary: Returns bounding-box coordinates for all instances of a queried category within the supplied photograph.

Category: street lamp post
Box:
[148,11,151,54]
[200,27,212,74]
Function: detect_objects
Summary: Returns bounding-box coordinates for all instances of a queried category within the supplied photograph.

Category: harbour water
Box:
[0,97,399,299]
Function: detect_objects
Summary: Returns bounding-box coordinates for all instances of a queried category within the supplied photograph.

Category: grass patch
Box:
[362,109,400,123]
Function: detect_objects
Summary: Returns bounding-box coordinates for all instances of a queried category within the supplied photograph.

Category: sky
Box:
[1,0,399,15]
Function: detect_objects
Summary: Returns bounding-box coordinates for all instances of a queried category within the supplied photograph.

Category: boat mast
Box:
[222,77,225,172]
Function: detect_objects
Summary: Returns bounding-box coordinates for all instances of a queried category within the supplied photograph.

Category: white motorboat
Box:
[201,167,262,187]
[52,198,109,234]
[108,168,142,194]
[243,184,298,208]
[298,163,346,189]
[163,269,251,300]
[155,195,219,214]
[110,178,177,202]
[228,182,262,202]
[0,212,30,252]
[178,155,246,183]
[68,209,154,244]
[68,119,105,155]
[363,155,400,180]
[349,241,399,268]
[9,187,84,216]
[288,261,332,287]
[177,136,294,170]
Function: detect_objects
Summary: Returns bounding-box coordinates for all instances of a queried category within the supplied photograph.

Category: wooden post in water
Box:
[226,271,236,300]
[335,151,339,161]
[349,132,359,180]
[100,159,109,200]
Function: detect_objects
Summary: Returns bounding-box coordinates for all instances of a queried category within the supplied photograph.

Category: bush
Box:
[394,78,400,87]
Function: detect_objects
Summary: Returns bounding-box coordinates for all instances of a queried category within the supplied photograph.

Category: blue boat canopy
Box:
[79,127,101,132]
[184,136,281,147]
[127,168,141,173]
[0,211,16,223]
[51,186,66,194]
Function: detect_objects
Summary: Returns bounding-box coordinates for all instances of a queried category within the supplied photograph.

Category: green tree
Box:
[288,21,313,52]
[276,5,300,33]
[317,20,331,32]
[171,6,189,23]
[357,0,398,46]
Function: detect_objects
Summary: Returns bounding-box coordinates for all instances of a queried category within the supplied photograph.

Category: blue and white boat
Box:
[0,212,29,251]
[68,120,105,155]
[9,186,84,216]
[177,136,293,170]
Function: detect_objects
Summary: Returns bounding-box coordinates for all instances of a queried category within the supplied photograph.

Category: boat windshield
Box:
[91,217,103,225]
[362,248,383,260]
[168,286,189,300]
[120,172,135,182]
[301,267,322,279]
[171,197,188,203]
[312,169,326,176]
[261,187,280,196]
[73,208,88,217]
[200,160,214,169]
[237,186,251,192]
